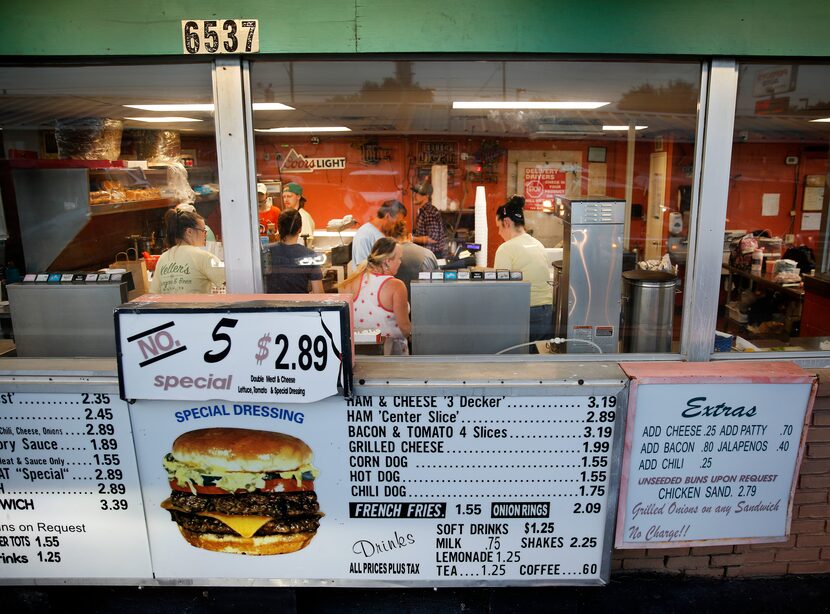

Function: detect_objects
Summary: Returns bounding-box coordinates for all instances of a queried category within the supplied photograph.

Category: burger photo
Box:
[161,427,323,555]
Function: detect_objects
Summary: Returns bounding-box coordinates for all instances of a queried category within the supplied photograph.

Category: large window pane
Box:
[720,63,830,354]
[0,62,223,356]
[250,59,701,356]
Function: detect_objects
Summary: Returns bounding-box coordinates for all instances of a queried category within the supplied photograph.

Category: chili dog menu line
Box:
[616,382,811,548]
[129,393,623,585]
[0,392,151,578]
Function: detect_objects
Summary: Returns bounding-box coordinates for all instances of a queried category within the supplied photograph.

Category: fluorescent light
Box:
[809,117,830,123]
[603,125,648,131]
[125,104,214,112]
[125,102,294,111]
[453,101,609,110]
[255,126,351,133]
[252,102,295,111]
[124,116,203,123]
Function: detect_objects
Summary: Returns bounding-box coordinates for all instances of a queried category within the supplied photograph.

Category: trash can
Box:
[621,270,678,353]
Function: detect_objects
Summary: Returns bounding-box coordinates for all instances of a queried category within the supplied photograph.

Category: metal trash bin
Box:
[621,270,678,353]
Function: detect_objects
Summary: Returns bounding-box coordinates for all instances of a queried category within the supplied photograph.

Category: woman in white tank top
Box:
[340,238,411,355]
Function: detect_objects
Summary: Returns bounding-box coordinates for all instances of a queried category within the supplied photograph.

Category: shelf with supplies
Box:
[8,164,181,272]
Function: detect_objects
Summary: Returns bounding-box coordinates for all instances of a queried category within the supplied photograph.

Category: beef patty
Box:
[170,490,320,517]
[169,509,322,536]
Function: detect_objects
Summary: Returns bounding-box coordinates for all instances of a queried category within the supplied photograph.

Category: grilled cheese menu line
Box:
[345,395,619,581]
[0,392,151,577]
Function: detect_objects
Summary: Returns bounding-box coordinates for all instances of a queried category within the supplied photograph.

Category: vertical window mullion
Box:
[684,59,739,361]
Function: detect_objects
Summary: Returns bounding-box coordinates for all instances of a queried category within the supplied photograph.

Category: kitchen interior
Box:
[0,60,827,356]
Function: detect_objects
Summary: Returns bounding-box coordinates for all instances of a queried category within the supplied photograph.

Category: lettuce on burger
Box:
[161,427,322,555]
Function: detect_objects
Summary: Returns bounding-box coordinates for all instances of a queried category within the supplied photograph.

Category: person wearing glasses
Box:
[149,208,225,294]
[494,195,553,348]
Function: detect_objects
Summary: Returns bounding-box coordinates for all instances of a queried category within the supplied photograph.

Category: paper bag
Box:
[111,249,149,300]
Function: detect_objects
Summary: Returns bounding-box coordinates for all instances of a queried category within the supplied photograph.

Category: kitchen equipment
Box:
[621,270,678,353]
[553,196,625,353]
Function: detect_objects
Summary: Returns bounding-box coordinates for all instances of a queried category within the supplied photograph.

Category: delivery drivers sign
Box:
[523,167,567,210]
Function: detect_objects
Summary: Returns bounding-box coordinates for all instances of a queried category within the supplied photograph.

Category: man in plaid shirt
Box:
[411,180,448,259]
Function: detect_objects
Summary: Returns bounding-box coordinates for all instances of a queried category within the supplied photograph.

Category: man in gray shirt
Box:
[350,199,407,267]
[388,219,438,298]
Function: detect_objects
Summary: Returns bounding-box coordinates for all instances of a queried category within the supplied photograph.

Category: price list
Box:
[617,382,812,547]
[344,394,621,583]
[0,392,151,578]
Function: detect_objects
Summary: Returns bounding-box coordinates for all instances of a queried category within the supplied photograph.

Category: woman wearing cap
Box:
[149,208,225,294]
[257,183,280,237]
[282,182,315,239]
[339,237,411,355]
[265,209,325,294]
[494,195,553,348]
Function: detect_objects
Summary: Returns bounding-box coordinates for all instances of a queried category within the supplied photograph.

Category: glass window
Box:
[0,62,223,355]
[248,59,702,357]
[720,63,830,354]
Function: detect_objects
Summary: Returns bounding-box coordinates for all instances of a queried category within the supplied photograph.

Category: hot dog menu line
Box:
[0,392,151,578]
[344,394,620,582]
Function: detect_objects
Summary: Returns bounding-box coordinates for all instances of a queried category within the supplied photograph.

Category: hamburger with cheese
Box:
[161,427,322,555]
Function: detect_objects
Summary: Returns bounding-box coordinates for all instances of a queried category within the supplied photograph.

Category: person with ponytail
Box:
[494,195,553,347]
[264,209,324,294]
[149,207,225,294]
[339,237,411,355]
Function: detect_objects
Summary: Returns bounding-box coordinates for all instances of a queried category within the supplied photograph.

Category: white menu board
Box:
[0,392,151,579]
[116,305,351,404]
[617,379,813,548]
[131,393,624,585]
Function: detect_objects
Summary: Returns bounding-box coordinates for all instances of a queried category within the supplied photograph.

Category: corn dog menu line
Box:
[0,392,152,578]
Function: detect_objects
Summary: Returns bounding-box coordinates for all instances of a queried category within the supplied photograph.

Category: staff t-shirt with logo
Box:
[149,245,225,294]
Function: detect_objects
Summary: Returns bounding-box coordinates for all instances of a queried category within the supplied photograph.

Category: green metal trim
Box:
[0,0,828,57]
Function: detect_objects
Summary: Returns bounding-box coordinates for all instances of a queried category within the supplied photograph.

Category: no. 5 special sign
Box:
[115,299,353,403]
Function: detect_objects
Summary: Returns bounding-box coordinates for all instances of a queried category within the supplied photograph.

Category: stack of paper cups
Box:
[474,186,488,267]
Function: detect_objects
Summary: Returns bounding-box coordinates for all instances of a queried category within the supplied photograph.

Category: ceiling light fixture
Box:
[603,125,648,131]
[255,126,351,133]
[124,116,203,123]
[453,101,609,110]
[124,102,294,112]
[809,117,830,123]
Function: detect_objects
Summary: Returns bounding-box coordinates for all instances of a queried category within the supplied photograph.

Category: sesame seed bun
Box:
[171,428,313,473]
[177,526,316,555]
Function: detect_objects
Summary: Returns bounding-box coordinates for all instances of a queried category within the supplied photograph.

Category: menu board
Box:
[116,304,352,404]
[616,381,813,548]
[0,391,152,578]
[131,392,623,585]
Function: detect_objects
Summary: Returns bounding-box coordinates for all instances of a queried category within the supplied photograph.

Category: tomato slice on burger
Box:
[169,477,314,495]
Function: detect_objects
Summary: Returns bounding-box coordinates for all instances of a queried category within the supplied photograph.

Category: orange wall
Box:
[254,134,687,264]
[727,143,826,250]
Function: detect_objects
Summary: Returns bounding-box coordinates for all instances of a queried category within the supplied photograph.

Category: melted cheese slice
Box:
[161,498,272,538]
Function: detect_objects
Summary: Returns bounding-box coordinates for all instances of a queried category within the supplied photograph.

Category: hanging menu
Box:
[616,377,814,548]
[131,393,623,585]
[0,392,152,578]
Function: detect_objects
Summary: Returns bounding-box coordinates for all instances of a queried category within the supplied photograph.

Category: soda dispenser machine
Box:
[553,196,625,353]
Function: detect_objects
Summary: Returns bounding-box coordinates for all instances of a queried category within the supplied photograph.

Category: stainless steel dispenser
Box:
[553,196,625,354]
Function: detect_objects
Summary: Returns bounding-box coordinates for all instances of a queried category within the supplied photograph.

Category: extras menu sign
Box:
[615,362,815,548]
